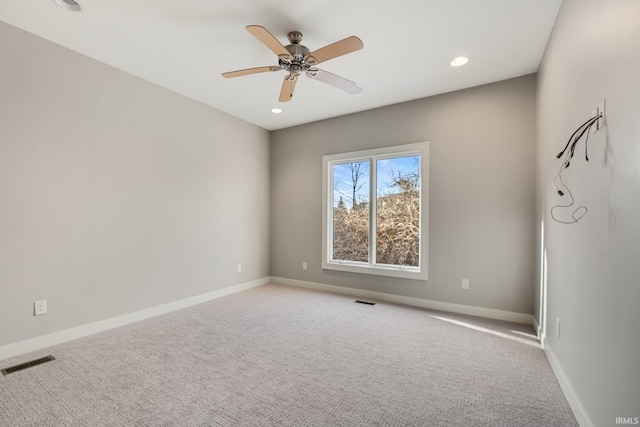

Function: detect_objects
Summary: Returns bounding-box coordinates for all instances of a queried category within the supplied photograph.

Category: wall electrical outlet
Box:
[556,317,561,337]
[302,262,308,271]
[236,264,242,273]
[461,279,470,290]
[34,300,47,316]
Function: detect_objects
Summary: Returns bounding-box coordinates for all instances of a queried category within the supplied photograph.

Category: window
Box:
[322,142,429,280]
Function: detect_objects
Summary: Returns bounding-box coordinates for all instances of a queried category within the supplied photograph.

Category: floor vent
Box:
[1,355,56,376]
[354,300,376,305]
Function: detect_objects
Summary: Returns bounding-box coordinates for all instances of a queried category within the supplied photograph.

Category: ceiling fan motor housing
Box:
[279,32,315,76]
[285,44,310,60]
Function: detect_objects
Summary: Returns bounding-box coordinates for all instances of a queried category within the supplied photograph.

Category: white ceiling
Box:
[0,0,562,131]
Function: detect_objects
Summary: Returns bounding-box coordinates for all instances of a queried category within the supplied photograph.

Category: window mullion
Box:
[369,157,377,267]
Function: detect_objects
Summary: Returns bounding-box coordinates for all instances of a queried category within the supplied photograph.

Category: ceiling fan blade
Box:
[222,66,281,78]
[279,75,297,102]
[306,36,363,65]
[307,69,362,94]
[246,25,292,59]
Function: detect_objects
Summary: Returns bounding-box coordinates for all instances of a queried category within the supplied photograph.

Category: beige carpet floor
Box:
[0,284,578,426]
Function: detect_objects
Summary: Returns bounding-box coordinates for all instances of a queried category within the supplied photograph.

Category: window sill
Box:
[323,260,427,281]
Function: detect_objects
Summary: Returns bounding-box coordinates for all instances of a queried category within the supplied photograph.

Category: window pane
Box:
[332,161,369,262]
[376,156,420,266]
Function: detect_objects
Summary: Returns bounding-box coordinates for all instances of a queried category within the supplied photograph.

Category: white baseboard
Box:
[544,344,593,427]
[532,317,540,338]
[271,277,534,325]
[0,277,270,362]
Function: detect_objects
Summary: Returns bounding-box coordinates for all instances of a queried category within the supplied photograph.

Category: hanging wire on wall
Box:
[551,112,603,224]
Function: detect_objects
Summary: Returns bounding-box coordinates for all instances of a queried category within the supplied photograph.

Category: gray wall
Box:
[535,0,640,425]
[271,75,537,315]
[0,22,271,347]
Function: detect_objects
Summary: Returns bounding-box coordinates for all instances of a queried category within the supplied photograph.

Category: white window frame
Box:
[322,142,429,280]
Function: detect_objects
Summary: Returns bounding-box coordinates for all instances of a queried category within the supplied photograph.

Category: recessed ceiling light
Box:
[271,108,283,114]
[53,0,81,12]
[450,56,469,67]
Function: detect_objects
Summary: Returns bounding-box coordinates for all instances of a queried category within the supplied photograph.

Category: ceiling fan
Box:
[222,25,364,102]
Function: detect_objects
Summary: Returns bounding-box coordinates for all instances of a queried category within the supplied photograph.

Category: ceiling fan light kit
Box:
[222,25,363,102]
